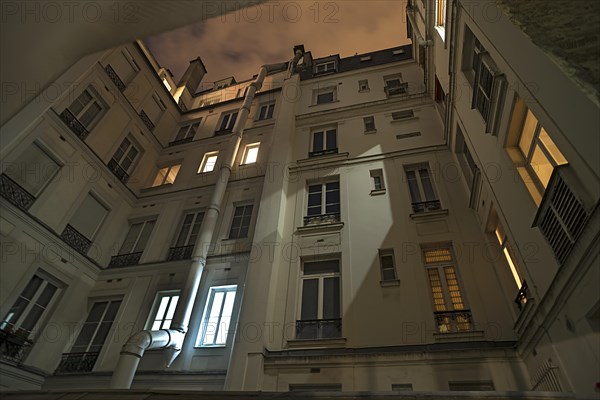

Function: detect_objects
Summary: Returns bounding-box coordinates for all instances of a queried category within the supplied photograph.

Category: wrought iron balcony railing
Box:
[0,174,35,211]
[434,310,473,333]
[515,281,529,311]
[411,200,442,213]
[168,137,193,147]
[303,212,341,226]
[139,110,155,132]
[60,224,92,255]
[296,318,342,340]
[385,83,408,97]
[108,252,143,268]
[59,109,89,139]
[104,64,126,92]
[167,245,194,261]
[308,148,338,158]
[55,352,99,374]
[214,128,233,136]
[107,158,130,184]
[0,328,33,363]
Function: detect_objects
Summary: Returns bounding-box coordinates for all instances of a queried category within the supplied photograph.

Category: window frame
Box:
[306,180,341,219]
[358,79,370,92]
[66,86,106,130]
[313,86,337,105]
[314,61,337,75]
[146,290,180,330]
[228,203,254,239]
[216,110,239,133]
[196,284,238,347]
[152,163,181,187]
[175,210,205,247]
[119,218,157,255]
[69,298,122,355]
[241,142,260,165]
[198,151,219,173]
[379,249,397,282]
[363,116,376,133]
[173,120,201,143]
[369,169,385,193]
[404,164,441,213]
[69,191,110,241]
[310,127,338,156]
[111,136,140,175]
[256,103,275,121]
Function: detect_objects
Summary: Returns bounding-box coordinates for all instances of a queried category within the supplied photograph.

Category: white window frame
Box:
[228,203,254,239]
[306,180,340,218]
[313,86,337,105]
[379,249,397,281]
[173,120,201,142]
[70,298,122,354]
[175,210,205,247]
[4,141,62,197]
[111,136,140,174]
[152,164,181,187]
[0,272,62,339]
[217,111,239,132]
[257,103,275,120]
[118,218,156,255]
[471,50,507,134]
[66,86,106,130]
[198,151,219,173]
[314,61,336,74]
[197,285,237,347]
[358,79,370,92]
[146,290,180,330]
[68,191,110,240]
[363,116,376,132]
[404,164,441,212]
[370,169,385,192]
[241,143,260,165]
[310,127,337,155]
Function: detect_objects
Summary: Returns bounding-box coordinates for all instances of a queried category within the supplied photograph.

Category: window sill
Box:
[409,208,449,220]
[433,330,484,342]
[297,152,349,165]
[194,345,227,349]
[390,116,419,124]
[364,129,377,135]
[358,89,370,93]
[287,337,347,349]
[380,279,399,287]
[296,222,344,236]
[310,100,340,107]
[370,189,386,196]
[141,183,174,193]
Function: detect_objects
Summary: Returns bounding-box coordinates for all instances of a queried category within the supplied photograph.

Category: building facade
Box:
[0,0,598,397]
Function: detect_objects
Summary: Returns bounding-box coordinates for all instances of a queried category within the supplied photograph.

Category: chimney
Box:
[177,57,207,94]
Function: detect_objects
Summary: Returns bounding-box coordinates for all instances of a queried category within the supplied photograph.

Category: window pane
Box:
[518,109,538,157]
[444,266,465,310]
[304,260,339,275]
[313,131,324,152]
[301,279,319,320]
[216,292,236,345]
[419,168,436,201]
[427,269,447,312]
[69,194,108,240]
[120,222,143,254]
[36,283,57,308]
[86,302,108,323]
[69,90,92,116]
[187,213,204,245]
[323,277,340,319]
[165,164,181,184]
[326,130,337,150]
[165,296,179,320]
[153,167,168,186]
[539,128,567,165]
[406,170,422,203]
[133,220,155,252]
[104,300,121,321]
[244,146,259,164]
[79,102,102,127]
[22,276,44,300]
[382,268,396,281]
[530,144,553,188]
[154,296,170,321]
[424,248,453,264]
[19,304,44,333]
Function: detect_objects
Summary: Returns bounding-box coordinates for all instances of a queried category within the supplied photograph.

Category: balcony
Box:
[108,252,143,268]
[55,352,99,374]
[308,148,338,158]
[303,212,340,226]
[434,310,473,333]
[412,200,442,213]
[385,83,408,97]
[167,245,194,261]
[296,318,341,340]
[0,328,32,363]
[107,158,130,184]
[59,109,89,139]
[515,281,529,311]
[60,224,91,255]
[168,137,193,147]
[0,174,35,211]
[139,110,155,132]
[104,64,126,92]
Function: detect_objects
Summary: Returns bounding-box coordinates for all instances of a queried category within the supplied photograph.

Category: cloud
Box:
[144,0,410,90]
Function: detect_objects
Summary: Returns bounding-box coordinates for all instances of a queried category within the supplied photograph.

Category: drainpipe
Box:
[109,47,304,390]
[443,0,459,143]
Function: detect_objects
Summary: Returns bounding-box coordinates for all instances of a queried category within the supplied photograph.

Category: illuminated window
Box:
[494,220,523,289]
[436,0,447,27]
[517,109,567,190]
[147,291,179,330]
[198,152,218,173]
[152,164,181,186]
[423,246,472,333]
[197,285,237,346]
[242,143,260,165]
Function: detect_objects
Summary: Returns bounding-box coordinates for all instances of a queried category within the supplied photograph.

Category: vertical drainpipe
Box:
[109,48,304,390]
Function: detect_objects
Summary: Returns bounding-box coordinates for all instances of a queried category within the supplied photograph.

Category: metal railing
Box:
[434,310,473,333]
[411,200,442,213]
[0,174,35,211]
[138,110,155,132]
[55,352,99,374]
[303,212,341,226]
[108,252,143,268]
[0,328,33,363]
[515,281,529,311]
[308,148,338,158]
[107,158,130,184]
[167,245,194,261]
[60,224,92,255]
[385,83,409,97]
[168,137,193,147]
[59,109,89,139]
[104,64,126,92]
[296,318,342,340]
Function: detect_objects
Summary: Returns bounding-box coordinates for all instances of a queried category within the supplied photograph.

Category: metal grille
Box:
[434,310,473,333]
[59,109,89,139]
[107,158,130,183]
[0,329,32,363]
[536,168,589,265]
[531,358,562,392]
[139,110,155,131]
[0,174,35,211]
[167,245,194,261]
[303,212,341,226]
[55,352,99,374]
[108,252,143,268]
[60,224,92,255]
[296,318,342,340]
[412,200,441,213]
[104,64,126,92]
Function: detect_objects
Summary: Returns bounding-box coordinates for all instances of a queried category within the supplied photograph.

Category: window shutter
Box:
[69,194,108,240]
[485,73,507,135]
